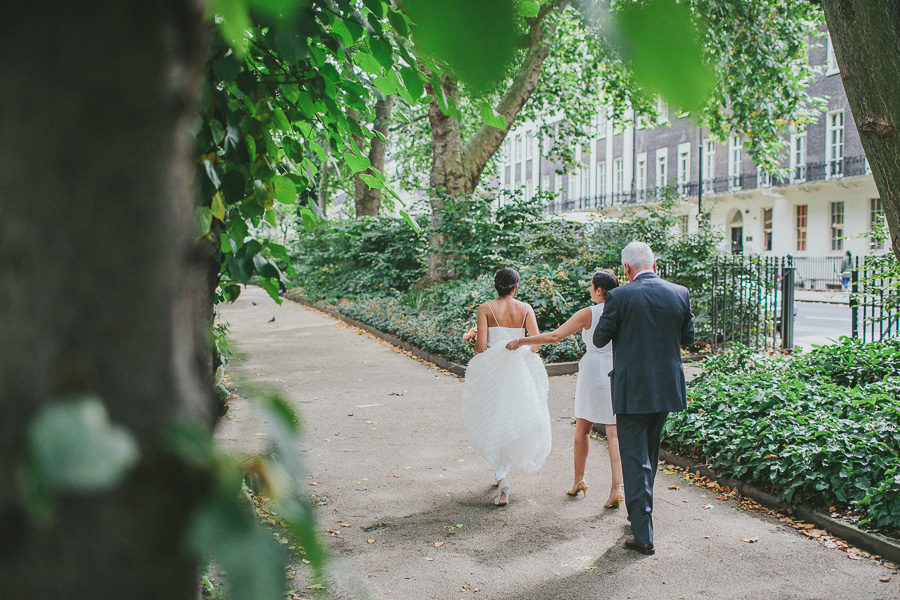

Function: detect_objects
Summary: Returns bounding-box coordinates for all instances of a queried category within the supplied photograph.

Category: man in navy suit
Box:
[593,241,694,555]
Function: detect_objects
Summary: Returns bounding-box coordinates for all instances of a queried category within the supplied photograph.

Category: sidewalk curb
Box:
[658,450,900,564]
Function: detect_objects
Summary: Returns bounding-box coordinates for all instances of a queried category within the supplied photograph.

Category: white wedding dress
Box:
[461,309,551,481]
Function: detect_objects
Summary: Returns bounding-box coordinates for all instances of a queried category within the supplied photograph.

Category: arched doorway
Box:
[728,210,744,254]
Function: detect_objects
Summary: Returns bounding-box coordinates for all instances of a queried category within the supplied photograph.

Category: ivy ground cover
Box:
[666,338,900,529]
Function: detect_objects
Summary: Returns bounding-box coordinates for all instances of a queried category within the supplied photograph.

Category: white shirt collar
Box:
[633,268,655,279]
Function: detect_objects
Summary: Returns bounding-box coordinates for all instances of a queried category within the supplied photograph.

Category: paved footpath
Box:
[217,287,898,600]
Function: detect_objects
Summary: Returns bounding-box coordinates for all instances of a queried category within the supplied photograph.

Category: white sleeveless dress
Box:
[574,303,615,424]
[461,309,551,480]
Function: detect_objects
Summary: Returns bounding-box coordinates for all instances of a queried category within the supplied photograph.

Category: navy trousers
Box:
[617,412,669,545]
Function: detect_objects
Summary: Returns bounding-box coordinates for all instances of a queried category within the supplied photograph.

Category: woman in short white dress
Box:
[462,268,551,506]
[506,270,624,508]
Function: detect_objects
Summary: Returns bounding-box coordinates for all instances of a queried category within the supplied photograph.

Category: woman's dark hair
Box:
[592,269,619,294]
[494,267,520,297]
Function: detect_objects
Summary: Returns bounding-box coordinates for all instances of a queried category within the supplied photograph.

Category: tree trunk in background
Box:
[0,2,213,599]
[355,95,395,216]
[424,4,560,283]
[317,144,331,217]
[821,0,900,261]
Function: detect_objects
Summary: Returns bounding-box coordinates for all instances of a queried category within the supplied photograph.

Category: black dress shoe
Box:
[624,536,655,555]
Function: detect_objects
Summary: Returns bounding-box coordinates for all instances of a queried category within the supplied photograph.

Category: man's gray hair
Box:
[621,241,655,270]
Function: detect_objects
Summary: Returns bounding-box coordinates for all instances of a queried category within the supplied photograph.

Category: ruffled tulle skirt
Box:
[461,346,551,479]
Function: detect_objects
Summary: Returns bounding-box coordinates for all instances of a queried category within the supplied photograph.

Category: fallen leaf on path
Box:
[741,537,760,543]
[425,558,433,561]
[325,529,340,536]
[716,495,729,501]
[367,539,375,544]
[433,542,444,547]
[880,577,892,583]
[388,392,404,396]
[339,523,351,528]
[799,523,816,530]
[308,482,318,486]
[702,505,713,510]
[347,413,354,416]
[306,583,326,590]
[668,486,681,490]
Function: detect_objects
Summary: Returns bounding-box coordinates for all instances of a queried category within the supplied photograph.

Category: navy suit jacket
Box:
[592,272,695,415]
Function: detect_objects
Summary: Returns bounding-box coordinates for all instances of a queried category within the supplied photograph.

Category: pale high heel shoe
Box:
[494,479,510,506]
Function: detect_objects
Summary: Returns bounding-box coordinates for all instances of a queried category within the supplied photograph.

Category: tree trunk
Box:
[424,3,561,283]
[0,2,213,598]
[355,95,395,216]
[821,0,900,261]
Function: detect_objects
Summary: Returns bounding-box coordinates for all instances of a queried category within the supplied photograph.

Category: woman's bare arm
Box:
[506,307,592,351]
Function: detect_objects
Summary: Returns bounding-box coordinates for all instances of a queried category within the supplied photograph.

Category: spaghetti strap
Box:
[520,307,528,328]
[486,302,499,327]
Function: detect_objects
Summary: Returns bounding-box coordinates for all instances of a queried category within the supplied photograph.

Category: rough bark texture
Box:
[424,4,560,282]
[0,1,213,598]
[821,0,900,261]
[354,95,395,216]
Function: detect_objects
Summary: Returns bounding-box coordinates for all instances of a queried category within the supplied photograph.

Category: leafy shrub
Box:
[667,340,900,528]
[292,216,425,300]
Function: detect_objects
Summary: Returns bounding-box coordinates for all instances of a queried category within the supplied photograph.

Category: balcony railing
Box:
[543,154,870,215]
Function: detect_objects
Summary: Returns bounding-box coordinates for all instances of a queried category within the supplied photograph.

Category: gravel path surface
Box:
[216,286,898,600]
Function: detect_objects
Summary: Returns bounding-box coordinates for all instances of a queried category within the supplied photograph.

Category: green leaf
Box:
[330,18,354,47]
[369,37,393,70]
[29,397,140,493]
[273,175,297,204]
[373,73,399,96]
[400,66,424,100]
[190,485,285,600]
[479,102,507,130]
[272,107,291,132]
[517,0,539,18]
[213,56,242,82]
[263,209,277,228]
[387,9,409,38]
[615,0,715,114]
[308,140,327,161]
[363,0,385,19]
[358,173,383,189]
[274,31,309,62]
[299,207,317,231]
[342,151,371,174]
[226,255,254,283]
[211,193,227,221]
[196,206,213,236]
[353,51,382,77]
[209,119,226,146]
[403,0,518,92]
[399,209,421,233]
[207,0,252,55]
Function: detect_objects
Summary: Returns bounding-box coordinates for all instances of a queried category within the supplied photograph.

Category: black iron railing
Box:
[543,154,870,216]
[851,256,900,343]
[709,255,795,352]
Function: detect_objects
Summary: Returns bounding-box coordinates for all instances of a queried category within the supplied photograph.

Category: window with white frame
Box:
[655,148,668,189]
[526,178,534,200]
[728,135,742,189]
[827,110,845,177]
[763,208,773,251]
[796,204,807,251]
[790,128,807,182]
[569,169,579,200]
[757,165,771,188]
[526,131,534,161]
[596,112,608,139]
[596,161,607,201]
[679,214,689,237]
[541,174,550,192]
[870,197,885,250]
[636,153,647,193]
[825,32,840,76]
[703,139,715,192]
[613,158,624,196]
[554,171,563,196]
[831,201,844,251]
[656,96,669,124]
[515,134,523,163]
[677,143,691,195]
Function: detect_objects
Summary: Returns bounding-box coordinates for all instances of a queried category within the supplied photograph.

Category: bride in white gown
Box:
[461,268,551,506]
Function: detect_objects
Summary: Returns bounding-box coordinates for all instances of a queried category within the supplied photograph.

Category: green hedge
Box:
[666,338,900,528]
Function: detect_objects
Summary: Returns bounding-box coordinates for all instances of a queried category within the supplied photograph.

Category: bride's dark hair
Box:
[494,267,520,297]
[592,269,619,294]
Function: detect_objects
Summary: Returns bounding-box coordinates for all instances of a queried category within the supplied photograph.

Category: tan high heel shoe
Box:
[567,480,588,497]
